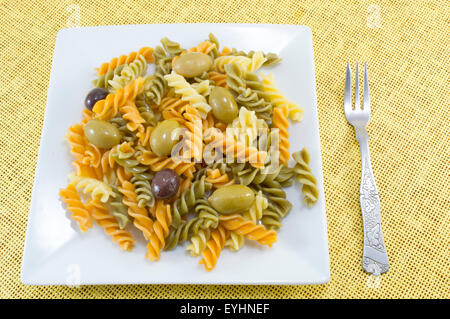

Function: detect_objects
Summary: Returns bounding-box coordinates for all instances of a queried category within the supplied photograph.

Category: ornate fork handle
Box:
[357,130,389,275]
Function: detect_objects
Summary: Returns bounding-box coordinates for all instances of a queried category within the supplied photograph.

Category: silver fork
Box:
[344,62,389,275]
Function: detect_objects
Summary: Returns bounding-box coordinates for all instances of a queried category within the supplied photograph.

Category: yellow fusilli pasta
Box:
[225,231,245,251]
[243,190,268,223]
[229,106,267,147]
[186,229,210,257]
[213,55,252,73]
[68,173,115,203]
[260,73,304,122]
[108,55,149,92]
[247,51,267,72]
[164,71,211,118]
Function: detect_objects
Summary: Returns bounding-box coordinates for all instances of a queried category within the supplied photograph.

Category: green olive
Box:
[208,87,238,123]
[173,52,212,78]
[208,185,255,215]
[84,119,121,149]
[150,119,182,157]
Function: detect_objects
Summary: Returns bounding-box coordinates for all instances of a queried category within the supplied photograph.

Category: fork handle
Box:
[358,134,389,275]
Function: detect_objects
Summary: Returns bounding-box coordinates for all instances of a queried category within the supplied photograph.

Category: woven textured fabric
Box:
[0,0,449,299]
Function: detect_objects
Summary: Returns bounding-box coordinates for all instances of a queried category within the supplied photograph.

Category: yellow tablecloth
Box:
[0,0,448,299]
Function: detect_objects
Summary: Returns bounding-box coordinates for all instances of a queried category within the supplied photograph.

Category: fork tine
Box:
[344,62,352,114]
[363,63,370,113]
[354,62,360,110]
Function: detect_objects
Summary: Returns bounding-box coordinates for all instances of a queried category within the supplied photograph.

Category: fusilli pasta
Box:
[199,225,229,271]
[260,73,304,121]
[95,47,154,76]
[272,106,290,165]
[146,200,172,261]
[164,71,211,118]
[292,148,318,207]
[119,179,153,241]
[68,173,115,203]
[87,199,135,251]
[219,214,277,247]
[93,77,144,121]
[59,185,93,232]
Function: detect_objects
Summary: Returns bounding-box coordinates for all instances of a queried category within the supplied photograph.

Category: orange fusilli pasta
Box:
[272,105,290,165]
[136,126,153,147]
[203,129,267,168]
[59,185,93,232]
[220,46,232,56]
[146,200,172,261]
[72,161,103,180]
[93,77,144,121]
[118,180,153,240]
[95,47,154,76]
[219,214,277,247]
[86,199,136,251]
[65,124,101,168]
[136,148,196,178]
[183,105,203,161]
[199,225,229,271]
[205,168,235,188]
[208,71,227,87]
[81,109,94,125]
[65,124,87,163]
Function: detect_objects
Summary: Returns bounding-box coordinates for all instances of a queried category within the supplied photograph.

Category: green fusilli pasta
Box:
[292,148,319,207]
[92,64,125,89]
[108,116,136,143]
[109,185,131,229]
[235,88,272,121]
[144,46,171,105]
[171,176,212,228]
[130,175,154,208]
[160,37,184,57]
[229,49,282,67]
[224,63,245,96]
[207,33,220,59]
[164,217,204,251]
[135,93,157,126]
[109,55,148,92]
[194,198,219,229]
[112,145,152,181]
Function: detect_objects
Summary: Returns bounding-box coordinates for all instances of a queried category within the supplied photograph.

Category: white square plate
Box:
[22,24,330,285]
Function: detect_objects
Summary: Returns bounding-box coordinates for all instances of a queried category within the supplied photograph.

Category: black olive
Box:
[85,88,109,110]
[151,169,181,199]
